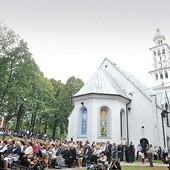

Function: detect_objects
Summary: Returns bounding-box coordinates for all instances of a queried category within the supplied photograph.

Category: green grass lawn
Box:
[82,167,168,170]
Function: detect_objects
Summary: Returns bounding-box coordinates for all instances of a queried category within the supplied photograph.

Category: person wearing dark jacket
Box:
[83,144,93,166]
[62,145,74,167]
[105,141,112,164]
[2,140,15,157]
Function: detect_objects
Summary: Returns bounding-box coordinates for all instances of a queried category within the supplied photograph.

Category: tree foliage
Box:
[0,24,84,139]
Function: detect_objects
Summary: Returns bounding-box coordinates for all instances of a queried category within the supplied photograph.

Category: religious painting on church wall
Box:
[100,109,108,136]
[81,108,87,135]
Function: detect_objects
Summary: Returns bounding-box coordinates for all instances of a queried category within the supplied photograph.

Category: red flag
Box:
[0,116,5,128]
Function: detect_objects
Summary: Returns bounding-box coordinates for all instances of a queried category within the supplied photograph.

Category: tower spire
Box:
[153,28,166,45]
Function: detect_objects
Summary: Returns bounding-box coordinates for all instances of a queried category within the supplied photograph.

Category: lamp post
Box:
[161,110,169,147]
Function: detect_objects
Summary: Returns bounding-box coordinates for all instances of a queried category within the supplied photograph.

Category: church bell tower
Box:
[149,28,170,91]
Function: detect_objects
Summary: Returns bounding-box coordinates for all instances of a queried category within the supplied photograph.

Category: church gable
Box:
[100,58,155,101]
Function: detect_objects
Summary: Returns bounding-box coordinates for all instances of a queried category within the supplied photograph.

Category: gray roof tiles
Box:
[74,58,155,102]
[74,68,119,96]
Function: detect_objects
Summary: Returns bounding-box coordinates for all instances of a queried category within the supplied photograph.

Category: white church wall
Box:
[68,56,168,148]
[100,59,159,146]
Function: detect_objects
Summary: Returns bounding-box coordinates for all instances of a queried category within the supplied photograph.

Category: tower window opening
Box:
[162,49,165,54]
[155,74,158,80]
[153,51,156,56]
[163,55,166,60]
[165,71,168,78]
[160,73,163,79]
[158,50,161,56]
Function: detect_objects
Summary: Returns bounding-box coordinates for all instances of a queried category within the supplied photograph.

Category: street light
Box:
[161,110,169,147]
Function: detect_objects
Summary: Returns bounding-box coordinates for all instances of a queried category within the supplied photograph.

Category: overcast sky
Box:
[0,0,170,87]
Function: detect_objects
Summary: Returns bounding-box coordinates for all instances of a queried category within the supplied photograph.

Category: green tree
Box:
[0,23,84,139]
[0,24,54,133]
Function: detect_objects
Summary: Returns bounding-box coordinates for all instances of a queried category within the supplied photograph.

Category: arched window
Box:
[165,71,168,78]
[153,51,156,56]
[162,49,165,54]
[160,73,163,79]
[81,108,87,135]
[155,74,158,80]
[120,109,127,138]
[158,50,161,56]
[100,108,108,136]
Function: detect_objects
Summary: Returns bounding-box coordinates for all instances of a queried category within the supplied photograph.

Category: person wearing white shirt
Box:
[0,140,8,154]
[24,142,33,158]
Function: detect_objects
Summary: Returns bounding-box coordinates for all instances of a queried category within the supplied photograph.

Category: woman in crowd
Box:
[3,141,22,169]
[109,159,121,170]
[90,145,100,164]
[76,143,84,168]
[97,151,108,170]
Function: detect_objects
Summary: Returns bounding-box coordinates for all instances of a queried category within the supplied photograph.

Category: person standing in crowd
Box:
[146,144,153,167]
[140,151,145,164]
[162,145,169,163]
[136,144,142,160]
[112,143,117,159]
[153,146,158,160]
[158,146,162,160]
[124,142,130,163]
[117,143,124,162]
[105,141,112,164]
[129,142,134,163]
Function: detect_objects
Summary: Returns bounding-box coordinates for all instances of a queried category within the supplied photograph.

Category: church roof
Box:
[74,68,128,98]
[107,59,155,101]
[74,58,155,101]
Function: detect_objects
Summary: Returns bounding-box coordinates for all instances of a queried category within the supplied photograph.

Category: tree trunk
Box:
[52,122,57,140]
[15,103,24,132]
[44,123,47,134]
[30,112,36,134]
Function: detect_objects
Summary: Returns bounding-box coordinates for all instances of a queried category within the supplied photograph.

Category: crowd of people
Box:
[0,136,169,170]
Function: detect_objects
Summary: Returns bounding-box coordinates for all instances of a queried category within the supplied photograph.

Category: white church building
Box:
[68,29,170,149]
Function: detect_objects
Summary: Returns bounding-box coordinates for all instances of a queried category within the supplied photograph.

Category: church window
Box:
[81,108,87,135]
[153,51,156,56]
[160,73,163,79]
[163,55,166,61]
[165,103,168,110]
[155,74,158,81]
[100,108,108,136]
[158,50,161,56]
[165,71,168,78]
[120,109,127,138]
[162,49,165,54]
[167,112,170,127]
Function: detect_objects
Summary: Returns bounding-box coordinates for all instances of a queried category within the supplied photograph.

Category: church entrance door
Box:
[140,138,149,151]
